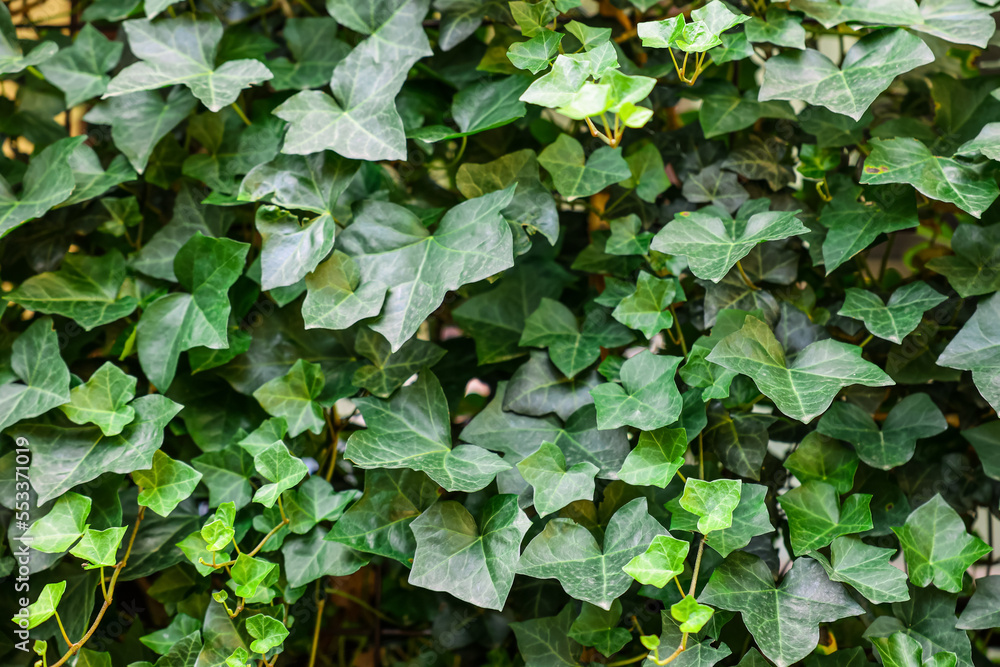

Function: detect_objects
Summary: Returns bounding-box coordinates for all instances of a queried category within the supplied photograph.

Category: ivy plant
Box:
[0,0,998,666]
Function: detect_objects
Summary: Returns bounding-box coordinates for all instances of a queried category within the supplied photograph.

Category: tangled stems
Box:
[668,48,711,85]
[584,113,626,147]
[49,507,146,667]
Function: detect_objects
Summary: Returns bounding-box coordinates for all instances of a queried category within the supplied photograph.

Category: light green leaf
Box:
[861,138,999,218]
[956,575,1000,630]
[252,440,309,508]
[508,30,563,73]
[788,0,922,27]
[779,482,873,556]
[956,122,1000,161]
[245,614,288,654]
[69,526,129,569]
[409,494,530,611]
[679,477,741,534]
[622,534,689,588]
[700,552,864,667]
[59,362,137,437]
[871,631,959,667]
[12,581,66,629]
[252,359,325,438]
[650,200,808,282]
[611,272,684,338]
[817,394,947,470]
[537,134,631,200]
[518,497,667,609]
[104,16,273,112]
[892,494,992,593]
[590,351,683,431]
[810,536,910,604]
[302,251,388,332]
[617,427,687,488]
[22,491,91,553]
[346,372,509,492]
[229,553,277,598]
[516,441,598,516]
[746,8,806,49]
[668,483,773,557]
[759,29,934,121]
[134,450,204,517]
[671,595,714,633]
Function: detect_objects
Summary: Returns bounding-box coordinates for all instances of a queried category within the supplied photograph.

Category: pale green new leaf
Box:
[622,534,689,588]
[12,581,66,629]
[245,614,289,654]
[810,536,910,604]
[21,491,91,552]
[537,134,631,200]
[617,427,687,488]
[680,478,741,534]
[59,362,136,437]
[134,450,204,517]
[69,526,129,569]
[252,359,325,437]
[303,251,388,331]
[252,440,309,508]
[668,483,773,557]
[612,272,683,338]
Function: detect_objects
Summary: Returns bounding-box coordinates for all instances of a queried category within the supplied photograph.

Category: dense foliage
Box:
[1,0,1000,665]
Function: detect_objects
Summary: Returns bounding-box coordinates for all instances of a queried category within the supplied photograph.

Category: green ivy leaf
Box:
[839,283,947,344]
[956,575,1000,630]
[0,317,71,432]
[508,30,563,74]
[302,251,388,332]
[351,328,445,398]
[69,526,129,569]
[252,440,309,508]
[810,536,910,604]
[518,497,667,609]
[861,138,999,218]
[622,533,689,587]
[104,16,273,112]
[892,494,991,593]
[778,481,873,556]
[0,136,83,239]
[22,491,91,552]
[409,494,530,610]
[710,316,894,422]
[568,600,630,657]
[12,581,66,629]
[252,359,325,437]
[679,478,741,534]
[338,188,515,349]
[650,200,808,282]
[693,81,796,139]
[8,252,137,332]
[230,553,277,598]
[700,552,864,667]
[37,23,121,107]
[510,606,582,667]
[746,8,806,49]
[537,134,631,200]
[134,450,204,517]
[671,595,714,633]
[937,292,1000,412]
[245,614,288,654]
[59,362,137,437]
[516,441,598,516]
[346,372,508,492]
[616,427,687,488]
[521,299,633,378]
[817,394,947,470]
[590,351,683,431]
[925,223,1000,297]
[136,233,249,390]
[783,432,859,493]
[268,17,350,90]
[759,29,933,121]
[668,483,773,557]
[611,272,684,338]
